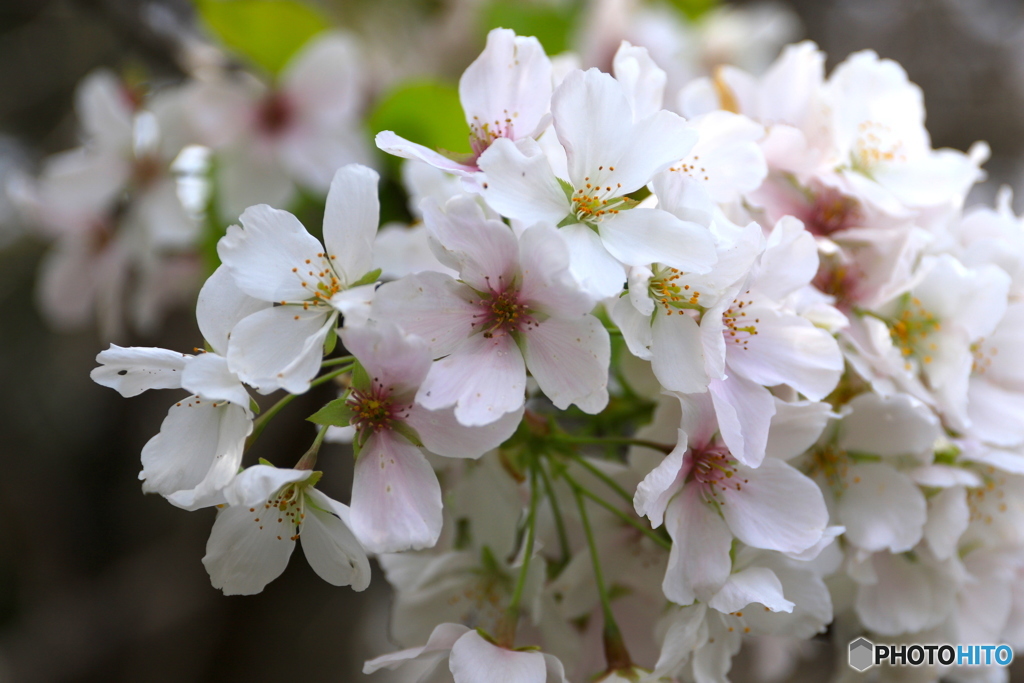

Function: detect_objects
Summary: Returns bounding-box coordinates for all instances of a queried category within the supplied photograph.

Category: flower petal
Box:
[182,352,251,409]
[202,497,296,595]
[709,566,794,614]
[405,403,522,459]
[475,137,569,225]
[351,431,442,554]
[226,305,334,394]
[422,194,520,291]
[371,272,478,358]
[196,265,270,356]
[664,484,733,605]
[598,208,716,273]
[322,163,380,282]
[838,462,926,553]
[449,631,546,683]
[341,322,432,400]
[301,488,371,591]
[522,314,609,414]
[91,344,187,396]
[651,310,708,393]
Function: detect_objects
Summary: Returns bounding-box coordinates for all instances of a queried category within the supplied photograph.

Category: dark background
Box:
[1,0,1023,680]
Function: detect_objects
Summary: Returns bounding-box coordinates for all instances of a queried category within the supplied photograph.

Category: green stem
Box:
[563,451,635,504]
[321,355,355,368]
[538,460,571,570]
[564,472,671,551]
[501,464,541,647]
[572,480,632,671]
[556,434,674,454]
[245,365,352,451]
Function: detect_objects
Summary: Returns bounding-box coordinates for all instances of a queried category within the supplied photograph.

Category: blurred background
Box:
[1,0,1024,680]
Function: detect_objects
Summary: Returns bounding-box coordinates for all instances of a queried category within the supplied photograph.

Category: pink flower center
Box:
[348,380,408,437]
[468,278,538,338]
[256,92,294,137]
[469,111,516,158]
[690,443,747,502]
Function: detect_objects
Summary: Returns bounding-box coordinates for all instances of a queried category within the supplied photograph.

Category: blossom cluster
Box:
[68,10,1024,683]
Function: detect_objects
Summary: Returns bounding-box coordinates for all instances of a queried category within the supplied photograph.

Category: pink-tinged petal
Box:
[612,41,665,120]
[709,566,794,614]
[322,163,380,282]
[838,392,940,457]
[351,431,442,554]
[91,344,187,396]
[839,462,926,553]
[460,29,552,141]
[226,306,335,395]
[522,315,609,414]
[141,398,251,506]
[182,353,250,409]
[422,194,519,291]
[726,307,842,401]
[281,32,362,122]
[475,137,569,225]
[765,399,834,461]
[558,222,627,300]
[375,131,478,175]
[677,391,719,448]
[517,223,595,318]
[77,70,133,152]
[202,497,296,595]
[651,310,708,393]
[405,403,522,459]
[634,431,689,528]
[217,204,324,302]
[449,630,546,683]
[416,332,527,426]
[719,458,828,553]
[222,465,312,508]
[598,208,716,273]
[664,484,733,605]
[709,375,776,468]
[196,265,270,356]
[363,623,471,674]
[301,488,371,591]
[340,322,432,399]
[371,272,477,358]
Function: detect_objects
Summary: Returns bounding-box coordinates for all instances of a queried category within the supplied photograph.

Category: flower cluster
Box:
[79,14,1024,683]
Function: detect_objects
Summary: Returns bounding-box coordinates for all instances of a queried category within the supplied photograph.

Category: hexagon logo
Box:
[849,637,875,672]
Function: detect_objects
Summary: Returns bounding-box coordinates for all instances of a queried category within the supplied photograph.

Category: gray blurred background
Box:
[1,0,1024,681]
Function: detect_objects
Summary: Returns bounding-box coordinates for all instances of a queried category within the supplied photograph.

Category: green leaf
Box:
[350,360,370,391]
[664,0,719,22]
[307,397,354,427]
[323,325,338,355]
[196,0,330,77]
[480,0,577,55]
[249,396,261,415]
[368,81,470,172]
[351,268,382,288]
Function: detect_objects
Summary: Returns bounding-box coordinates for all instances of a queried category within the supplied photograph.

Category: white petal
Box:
[226,306,334,394]
[371,272,477,358]
[651,604,708,678]
[854,551,957,636]
[217,204,325,302]
[634,431,688,528]
[196,265,270,355]
[664,485,733,605]
[422,194,520,291]
[77,70,133,152]
[202,498,295,595]
[709,566,794,614]
[838,462,926,553]
[765,399,834,461]
[754,216,819,301]
[350,431,442,554]
[281,32,362,120]
[708,375,776,468]
[651,310,708,393]
[598,208,716,273]
[405,403,522,459]
[222,465,312,508]
[417,332,527,426]
[923,486,969,560]
[301,488,371,590]
[719,458,828,554]
[91,345,187,396]
[558,222,627,299]
[322,163,380,282]
[475,137,569,225]
[449,631,546,683]
[182,353,250,408]
[375,131,478,175]
[612,41,665,120]
[459,29,552,142]
[364,622,470,674]
[522,315,609,414]
[838,392,940,457]
[140,397,250,504]
[609,295,654,360]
